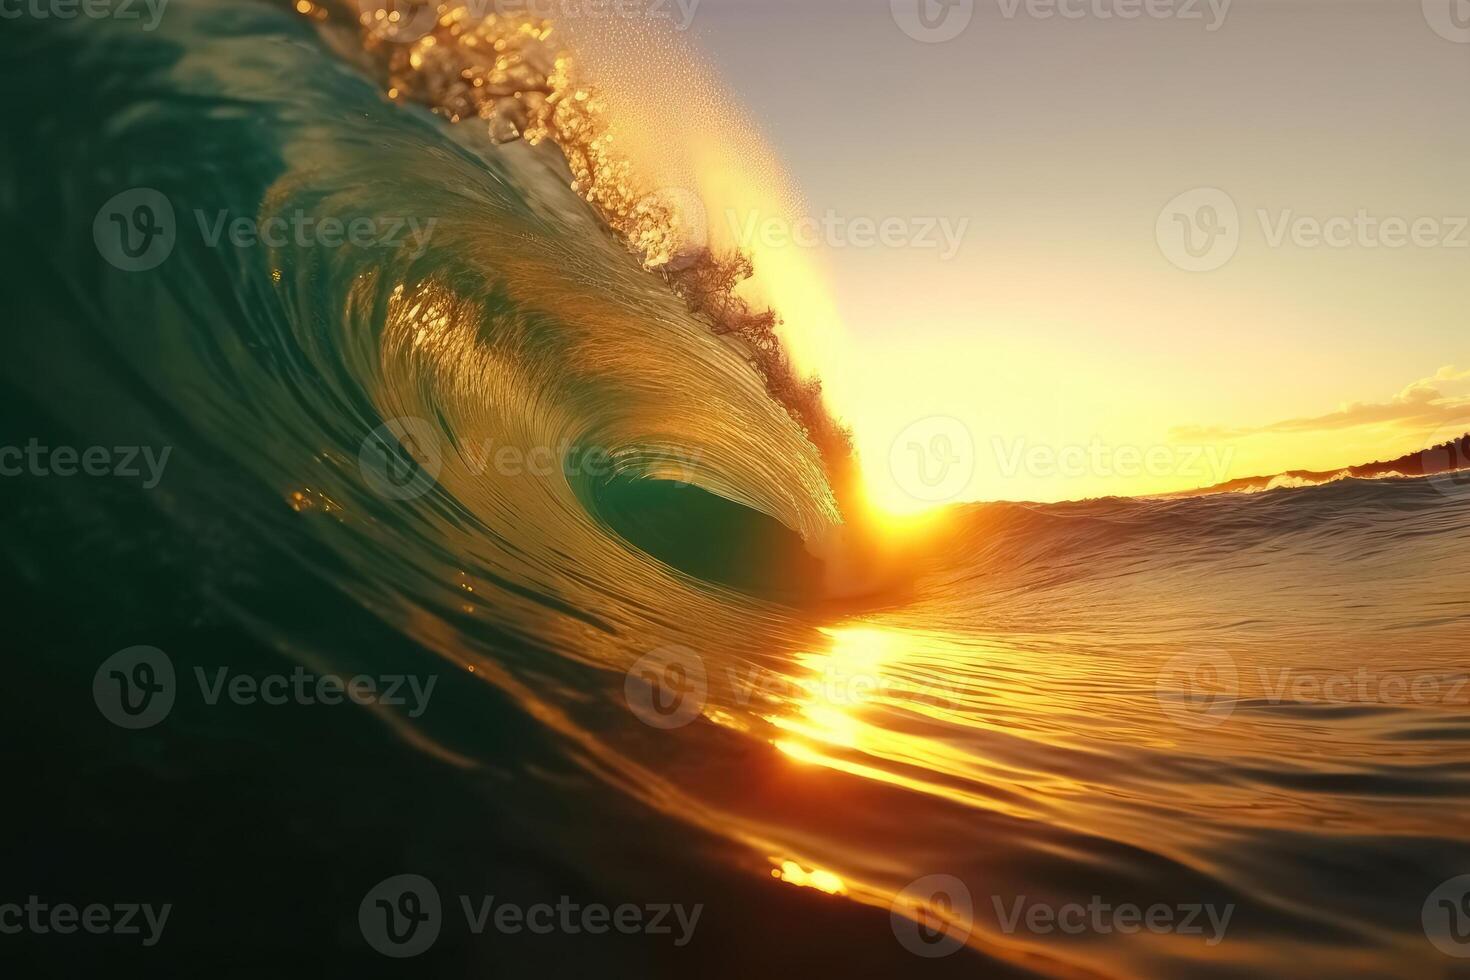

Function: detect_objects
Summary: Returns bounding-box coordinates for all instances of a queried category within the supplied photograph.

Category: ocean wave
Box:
[5,4,1470,976]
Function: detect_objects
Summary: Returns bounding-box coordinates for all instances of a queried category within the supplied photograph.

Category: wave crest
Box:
[302,0,859,506]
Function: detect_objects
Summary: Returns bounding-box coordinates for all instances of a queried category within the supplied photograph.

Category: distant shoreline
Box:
[1185,432,1470,496]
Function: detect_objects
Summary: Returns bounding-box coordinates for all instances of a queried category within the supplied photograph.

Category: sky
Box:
[626,0,1470,510]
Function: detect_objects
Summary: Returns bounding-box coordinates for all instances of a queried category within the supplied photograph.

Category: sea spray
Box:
[296,0,862,511]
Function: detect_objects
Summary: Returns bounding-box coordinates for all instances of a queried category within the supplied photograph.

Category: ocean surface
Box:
[3,3,1470,976]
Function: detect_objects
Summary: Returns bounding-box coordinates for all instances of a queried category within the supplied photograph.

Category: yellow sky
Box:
[672,0,1470,511]
[568,1,1469,512]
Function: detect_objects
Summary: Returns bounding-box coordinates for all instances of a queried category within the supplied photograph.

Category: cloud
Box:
[1172,365,1470,442]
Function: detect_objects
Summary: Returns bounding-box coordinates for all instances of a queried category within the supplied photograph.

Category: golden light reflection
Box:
[767,626,906,767]
[770,859,847,895]
[766,625,1071,824]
